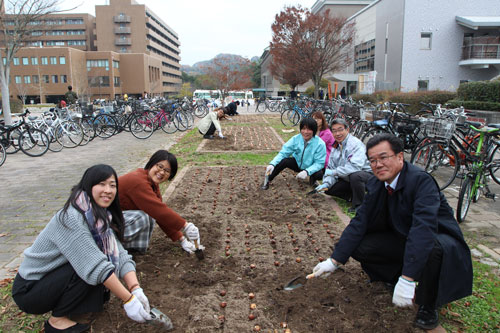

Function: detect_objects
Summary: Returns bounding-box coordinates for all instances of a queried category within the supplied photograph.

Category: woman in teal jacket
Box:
[262,117,326,189]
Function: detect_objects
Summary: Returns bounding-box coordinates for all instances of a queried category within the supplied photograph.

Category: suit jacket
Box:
[332,161,473,306]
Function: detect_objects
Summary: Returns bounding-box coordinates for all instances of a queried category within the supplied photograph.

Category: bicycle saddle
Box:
[487,123,500,129]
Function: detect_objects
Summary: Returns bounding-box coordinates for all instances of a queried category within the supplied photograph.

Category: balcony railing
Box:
[461,37,500,60]
[115,38,131,46]
[113,15,131,23]
[114,27,131,34]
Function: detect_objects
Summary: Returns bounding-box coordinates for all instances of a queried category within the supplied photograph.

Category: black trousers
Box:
[268,157,323,185]
[199,122,216,136]
[12,263,109,317]
[325,171,372,207]
[351,231,443,308]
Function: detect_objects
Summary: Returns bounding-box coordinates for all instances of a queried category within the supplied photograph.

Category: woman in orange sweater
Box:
[118,150,202,254]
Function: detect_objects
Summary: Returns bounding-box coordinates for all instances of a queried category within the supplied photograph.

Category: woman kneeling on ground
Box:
[119,149,203,255]
[197,107,228,139]
[12,164,151,333]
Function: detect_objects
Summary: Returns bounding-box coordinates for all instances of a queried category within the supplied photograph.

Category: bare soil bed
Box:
[200,126,283,152]
[91,166,420,332]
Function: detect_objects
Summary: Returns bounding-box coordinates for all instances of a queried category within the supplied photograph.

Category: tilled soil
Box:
[91,166,420,332]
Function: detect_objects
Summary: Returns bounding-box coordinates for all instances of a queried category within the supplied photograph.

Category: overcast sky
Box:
[59,0,317,66]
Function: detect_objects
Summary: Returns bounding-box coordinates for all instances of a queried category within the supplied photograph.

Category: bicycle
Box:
[0,141,5,167]
[456,124,500,222]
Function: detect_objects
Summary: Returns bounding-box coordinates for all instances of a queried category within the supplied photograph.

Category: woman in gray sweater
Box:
[12,165,151,333]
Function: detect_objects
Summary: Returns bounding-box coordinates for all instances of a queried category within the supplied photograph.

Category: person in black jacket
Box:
[310,133,473,330]
[225,101,240,116]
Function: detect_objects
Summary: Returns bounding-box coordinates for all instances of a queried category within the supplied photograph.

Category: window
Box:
[31,57,38,65]
[50,56,57,65]
[113,60,119,69]
[22,57,29,65]
[42,75,49,83]
[67,40,86,46]
[2,58,6,65]
[13,57,20,65]
[418,80,429,91]
[86,59,109,71]
[420,32,432,50]
[32,75,39,84]
[88,76,110,87]
[59,56,66,65]
[41,56,48,65]
[51,75,58,83]
[24,75,31,84]
[14,76,22,84]
[114,76,120,87]
[61,75,67,83]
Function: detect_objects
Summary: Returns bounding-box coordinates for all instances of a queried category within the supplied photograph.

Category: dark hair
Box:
[144,149,178,180]
[61,164,125,241]
[235,101,240,105]
[299,117,318,135]
[366,133,404,156]
[311,111,328,131]
[330,118,348,129]
[68,85,73,91]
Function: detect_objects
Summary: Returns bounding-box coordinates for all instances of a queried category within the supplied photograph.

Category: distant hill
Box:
[181,53,259,75]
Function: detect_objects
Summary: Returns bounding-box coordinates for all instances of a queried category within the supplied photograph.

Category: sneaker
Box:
[261,182,269,190]
[44,320,90,333]
[203,134,214,139]
[414,305,439,330]
[347,206,359,214]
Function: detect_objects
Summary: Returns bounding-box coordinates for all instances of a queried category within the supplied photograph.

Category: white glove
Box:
[324,169,335,177]
[180,238,196,254]
[123,295,152,323]
[296,170,308,180]
[184,222,200,241]
[131,288,150,313]
[266,165,274,175]
[392,276,416,307]
[315,183,329,192]
[218,131,224,138]
[312,258,338,278]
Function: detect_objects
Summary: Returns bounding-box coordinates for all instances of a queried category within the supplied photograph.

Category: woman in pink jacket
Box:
[312,111,335,170]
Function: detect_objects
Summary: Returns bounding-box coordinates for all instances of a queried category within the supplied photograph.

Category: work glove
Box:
[324,169,335,177]
[392,276,416,307]
[184,222,200,241]
[131,288,150,313]
[180,237,196,254]
[315,183,329,192]
[218,131,224,139]
[312,258,338,278]
[123,295,152,323]
[266,165,274,175]
[296,170,308,180]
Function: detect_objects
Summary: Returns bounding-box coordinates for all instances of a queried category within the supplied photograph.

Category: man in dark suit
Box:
[311,133,473,330]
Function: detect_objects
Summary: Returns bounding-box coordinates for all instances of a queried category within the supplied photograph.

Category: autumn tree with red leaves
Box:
[203,55,253,105]
[270,6,356,98]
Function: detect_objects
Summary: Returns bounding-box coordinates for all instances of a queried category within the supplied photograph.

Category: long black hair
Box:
[60,164,125,241]
[144,149,178,180]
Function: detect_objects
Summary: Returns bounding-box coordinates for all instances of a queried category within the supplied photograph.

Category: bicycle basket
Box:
[360,107,376,121]
[393,112,420,134]
[343,104,360,117]
[422,117,456,140]
[371,110,392,121]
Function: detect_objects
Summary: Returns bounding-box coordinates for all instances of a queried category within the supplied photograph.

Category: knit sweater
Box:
[119,168,186,241]
[18,206,135,285]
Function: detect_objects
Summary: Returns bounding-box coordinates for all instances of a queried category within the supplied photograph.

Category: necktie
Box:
[386,185,394,195]
[332,141,339,149]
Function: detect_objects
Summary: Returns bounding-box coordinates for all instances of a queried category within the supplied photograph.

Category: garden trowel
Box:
[147,307,174,331]
[193,239,205,260]
[306,187,328,196]
[283,273,316,290]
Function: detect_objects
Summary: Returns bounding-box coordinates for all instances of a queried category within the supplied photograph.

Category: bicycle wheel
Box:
[361,128,389,146]
[38,125,63,152]
[281,109,300,127]
[94,114,117,139]
[489,143,500,185]
[257,102,266,113]
[269,101,279,112]
[129,113,154,139]
[410,141,459,190]
[56,121,84,148]
[160,115,178,134]
[456,175,474,223]
[4,128,22,154]
[194,105,208,118]
[172,111,189,131]
[0,142,5,166]
[18,128,50,157]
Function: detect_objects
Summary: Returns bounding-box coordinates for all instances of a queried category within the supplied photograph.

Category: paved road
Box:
[1,105,498,279]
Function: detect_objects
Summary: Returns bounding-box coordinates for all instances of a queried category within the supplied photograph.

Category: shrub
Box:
[457,81,500,103]
[0,98,23,116]
[446,100,500,111]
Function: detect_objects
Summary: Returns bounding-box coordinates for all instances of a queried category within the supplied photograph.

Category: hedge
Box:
[457,81,500,103]
[0,98,23,116]
[351,90,457,114]
[446,100,500,111]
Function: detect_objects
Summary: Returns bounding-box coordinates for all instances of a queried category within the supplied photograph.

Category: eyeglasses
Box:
[331,128,346,134]
[368,154,396,166]
[155,163,171,174]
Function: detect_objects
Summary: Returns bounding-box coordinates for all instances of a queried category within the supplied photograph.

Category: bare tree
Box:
[14,79,30,104]
[0,0,69,124]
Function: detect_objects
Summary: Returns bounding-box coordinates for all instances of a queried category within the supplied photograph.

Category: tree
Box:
[0,0,67,124]
[202,54,253,105]
[178,82,192,98]
[250,60,261,88]
[270,6,356,98]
